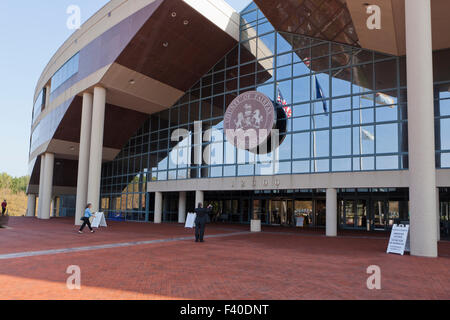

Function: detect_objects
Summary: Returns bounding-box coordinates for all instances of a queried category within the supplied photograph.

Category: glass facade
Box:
[99,2,450,224]
[32,88,46,122]
[51,52,79,93]
[30,98,72,155]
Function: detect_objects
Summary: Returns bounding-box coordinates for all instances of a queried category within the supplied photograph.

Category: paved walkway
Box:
[0,217,449,300]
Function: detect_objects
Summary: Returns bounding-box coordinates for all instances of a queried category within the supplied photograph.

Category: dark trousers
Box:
[195,220,206,241]
[79,217,93,231]
[1,208,5,216]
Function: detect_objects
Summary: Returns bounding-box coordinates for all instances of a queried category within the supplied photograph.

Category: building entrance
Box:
[339,197,404,231]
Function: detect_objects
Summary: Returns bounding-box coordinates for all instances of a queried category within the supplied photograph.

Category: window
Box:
[51,52,79,92]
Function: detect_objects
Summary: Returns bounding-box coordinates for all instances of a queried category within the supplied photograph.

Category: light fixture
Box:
[129,79,136,85]
[163,42,169,47]
[69,146,75,151]
[183,20,189,25]
[171,12,176,17]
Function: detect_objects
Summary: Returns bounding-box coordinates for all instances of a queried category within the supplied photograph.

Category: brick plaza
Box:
[0,217,449,300]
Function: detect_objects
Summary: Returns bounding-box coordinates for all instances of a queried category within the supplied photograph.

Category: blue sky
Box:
[0,0,251,177]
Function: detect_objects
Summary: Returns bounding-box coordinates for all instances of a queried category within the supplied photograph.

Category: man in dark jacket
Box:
[195,203,212,242]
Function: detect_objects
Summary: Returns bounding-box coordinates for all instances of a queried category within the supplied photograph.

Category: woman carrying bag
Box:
[79,203,95,234]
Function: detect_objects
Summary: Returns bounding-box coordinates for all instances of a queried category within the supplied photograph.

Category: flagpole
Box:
[312,74,317,172]
[359,87,363,170]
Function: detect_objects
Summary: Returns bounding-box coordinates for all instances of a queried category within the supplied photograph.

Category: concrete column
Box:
[26,194,36,217]
[437,188,440,241]
[154,191,162,223]
[87,87,106,212]
[178,191,186,223]
[40,153,54,220]
[326,188,337,237]
[37,154,45,218]
[405,0,438,257]
[195,190,204,208]
[75,92,93,225]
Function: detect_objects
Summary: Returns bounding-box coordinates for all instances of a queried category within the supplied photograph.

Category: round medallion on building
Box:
[224,91,276,151]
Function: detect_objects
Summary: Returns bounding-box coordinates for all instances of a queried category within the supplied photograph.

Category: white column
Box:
[154,192,162,223]
[436,188,440,241]
[405,0,438,257]
[326,188,337,237]
[40,153,54,220]
[37,154,45,218]
[178,191,186,223]
[26,194,36,217]
[87,87,106,212]
[195,190,204,208]
[75,92,93,225]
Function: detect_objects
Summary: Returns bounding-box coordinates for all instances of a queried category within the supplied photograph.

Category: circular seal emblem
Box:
[224,91,275,151]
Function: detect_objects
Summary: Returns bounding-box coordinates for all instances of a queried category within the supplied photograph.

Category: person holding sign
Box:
[194,203,212,242]
[78,203,95,234]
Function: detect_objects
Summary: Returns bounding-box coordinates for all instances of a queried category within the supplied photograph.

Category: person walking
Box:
[194,203,212,242]
[79,203,95,234]
[1,200,7,216]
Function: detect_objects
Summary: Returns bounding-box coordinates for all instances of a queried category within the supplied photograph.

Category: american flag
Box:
[277,88,292,118]
[303,56,311,68]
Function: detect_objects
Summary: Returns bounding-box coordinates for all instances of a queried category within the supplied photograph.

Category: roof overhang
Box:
[346,0,450,56]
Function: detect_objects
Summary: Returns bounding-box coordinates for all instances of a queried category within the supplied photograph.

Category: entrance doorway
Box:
[340,198,401,231]
[270,200,294,226]
[293,200,325,227]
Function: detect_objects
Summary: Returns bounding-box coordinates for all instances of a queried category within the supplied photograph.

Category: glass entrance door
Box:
[355,199,368,229]
[315,200,326,227]
[340,199,368,229]
[370,199,398,231]
[270,200,280,225]
[294,200,313,227]
[372,199,387,230]
[270,200,294,226]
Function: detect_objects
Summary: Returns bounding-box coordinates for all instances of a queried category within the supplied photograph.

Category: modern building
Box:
[27,0,450,257]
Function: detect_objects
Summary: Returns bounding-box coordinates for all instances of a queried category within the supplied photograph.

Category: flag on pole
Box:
[362,129,375,141]
[315,76,328,113]
[303,56,311,68]
[361,92,395,107]
[277,87,292,118]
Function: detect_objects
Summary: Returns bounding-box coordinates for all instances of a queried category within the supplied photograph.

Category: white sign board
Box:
[387,224,410,255]
[185,212,196,229]
[296,216,304,227]
[91,212,107,228]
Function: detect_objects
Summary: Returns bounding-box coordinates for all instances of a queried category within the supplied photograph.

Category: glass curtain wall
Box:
[99,2,450,222]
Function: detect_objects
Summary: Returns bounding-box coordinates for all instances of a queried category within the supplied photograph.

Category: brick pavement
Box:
[0,217,448,300]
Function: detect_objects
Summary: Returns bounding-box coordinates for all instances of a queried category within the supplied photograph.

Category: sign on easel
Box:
[91,212,107,228]
[185,212,196,229]
[387,224,410,255]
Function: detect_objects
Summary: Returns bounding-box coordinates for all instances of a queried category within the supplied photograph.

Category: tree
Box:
[0,173,29,194]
